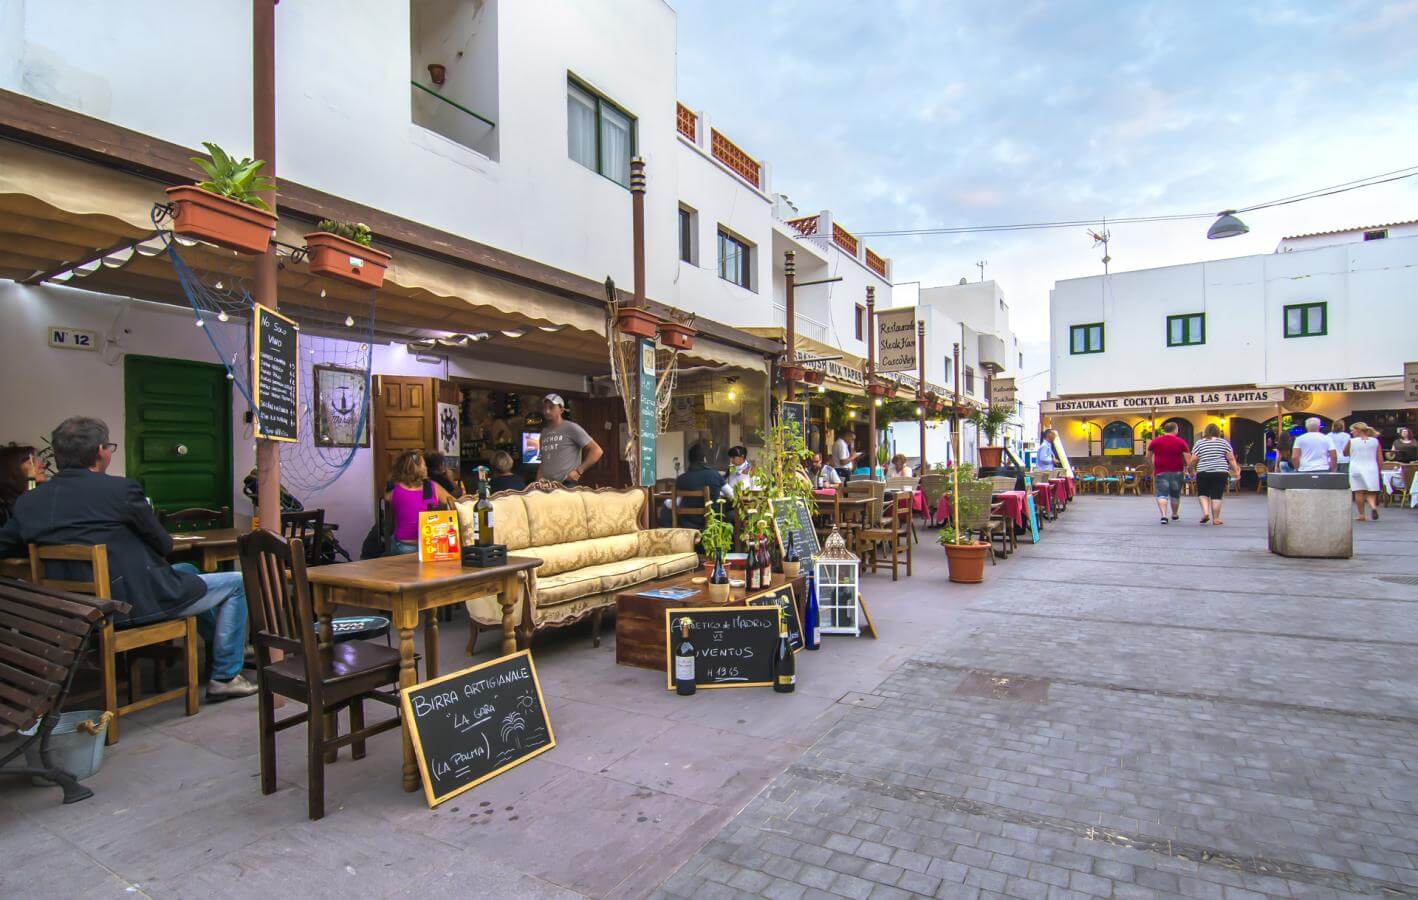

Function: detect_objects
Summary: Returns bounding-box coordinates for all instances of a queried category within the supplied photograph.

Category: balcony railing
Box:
[676,102,697,141]
[411,80,496,129]
[865,248,887,278]
[710,129,762,189]
[785,215,819,237]
[832,222,859,256]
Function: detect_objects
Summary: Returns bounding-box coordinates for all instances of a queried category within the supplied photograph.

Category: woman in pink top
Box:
[387,450,454,554]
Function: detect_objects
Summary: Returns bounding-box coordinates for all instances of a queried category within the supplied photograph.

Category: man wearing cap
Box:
[537,394,602,486]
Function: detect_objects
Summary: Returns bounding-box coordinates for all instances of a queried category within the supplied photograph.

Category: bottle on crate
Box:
[784,530,799,566]
[803,570,821,651]
[673,617,697,695]
[771,606,796,693]
[709,550,730,587]
[749,536,763,591]
[474,466,495,547]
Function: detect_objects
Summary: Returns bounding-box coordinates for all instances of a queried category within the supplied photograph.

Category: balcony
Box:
[710,129,762,190]
[978,332,1008,373]
[676,102,697,142]
[778,211,890,280]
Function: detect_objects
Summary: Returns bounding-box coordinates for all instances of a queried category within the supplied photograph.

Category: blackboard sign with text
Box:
[400,650,555,808]
[771,497,821,563]
[638,337,657,486]
[252,305,299,442]
[663,606,779,690]
[748,584,803,652]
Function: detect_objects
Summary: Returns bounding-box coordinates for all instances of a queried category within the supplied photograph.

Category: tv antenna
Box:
[975,260,987,282]
[1086,223,1111,275]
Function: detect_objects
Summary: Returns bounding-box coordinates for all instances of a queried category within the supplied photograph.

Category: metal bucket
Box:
[23,710,112,782]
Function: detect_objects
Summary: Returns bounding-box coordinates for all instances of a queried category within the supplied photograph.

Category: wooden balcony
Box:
[832,222,859,256]
[676,102,697,142]
[865,247,887,278]
[785,215,819,237]
[710,129,761,188]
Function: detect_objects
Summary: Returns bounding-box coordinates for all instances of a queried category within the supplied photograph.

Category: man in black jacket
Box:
[0,417,256,700]
[658,441,726,529]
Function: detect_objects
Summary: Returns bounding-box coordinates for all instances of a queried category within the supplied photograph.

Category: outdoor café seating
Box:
[855,490,912,580]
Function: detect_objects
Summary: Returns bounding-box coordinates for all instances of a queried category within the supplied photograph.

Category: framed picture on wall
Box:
[312,364,370,448]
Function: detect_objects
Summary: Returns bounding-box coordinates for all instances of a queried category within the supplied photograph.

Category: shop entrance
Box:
[1230,418,1267,464]
[123,355,232,513]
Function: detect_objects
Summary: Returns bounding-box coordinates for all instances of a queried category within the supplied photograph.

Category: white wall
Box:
[1277,222,1418,252]
[1049,235,1418,397]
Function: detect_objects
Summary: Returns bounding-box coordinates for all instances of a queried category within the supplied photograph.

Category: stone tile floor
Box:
[6,493,1416,899]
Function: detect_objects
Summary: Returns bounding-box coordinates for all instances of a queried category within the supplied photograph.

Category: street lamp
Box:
[1207,210,1249,240]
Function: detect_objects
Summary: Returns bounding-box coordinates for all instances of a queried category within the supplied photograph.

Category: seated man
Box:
[0,417,257,700]
[487,450,527,493]
[808,452,842,489]
[722,445,755,499]
[658,441,726,529]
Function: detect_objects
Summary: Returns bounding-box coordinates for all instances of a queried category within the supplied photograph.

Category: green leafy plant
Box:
[191,142,275,209]
[936,477,989,546]
[825,391,853,432]
[317,218,374,247]
[732,418,815,541]
[701,500,734,557]
[968,404,1014,444]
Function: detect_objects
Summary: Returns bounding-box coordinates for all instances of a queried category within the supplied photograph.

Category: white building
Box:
[1045,231,1418,465]
[1276,219,1418,253]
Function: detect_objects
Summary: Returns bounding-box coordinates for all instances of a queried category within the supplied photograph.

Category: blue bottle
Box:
[803,570,821,650]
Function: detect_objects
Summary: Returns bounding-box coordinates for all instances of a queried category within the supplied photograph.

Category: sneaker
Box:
[1171,514,1180,521]
[1160,517,1169,525]
[207,673,259,701]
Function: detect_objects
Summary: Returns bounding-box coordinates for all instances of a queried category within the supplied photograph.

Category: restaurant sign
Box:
[1406,362,1418,403]
[1041,387,1288,415]
[1290,377,1401,393]
[990,377,1017,407]
[802,356,866,386]
[875,306,918,374]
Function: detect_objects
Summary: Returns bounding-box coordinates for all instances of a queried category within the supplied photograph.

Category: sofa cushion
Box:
[637,527,698,558]
[654,551,701,579]
[569,557,662,594]
[535,569,604,607]
[454,494,531,551]
[521,533,639,578]
[584,489,646,539]
[523,490,590,547]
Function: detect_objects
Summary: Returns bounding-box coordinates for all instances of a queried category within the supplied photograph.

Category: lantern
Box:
[814,526,861,636]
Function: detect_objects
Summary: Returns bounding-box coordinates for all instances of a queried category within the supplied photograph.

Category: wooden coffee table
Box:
[615,569,807,671]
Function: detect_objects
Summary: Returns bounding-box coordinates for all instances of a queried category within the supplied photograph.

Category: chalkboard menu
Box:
[252,305,298,442]
[638,337,656,486]
[663,606,780,690]
[400,650,555,808]
[748,584,802,652]
[771,497,821,563]
[780,401,806,440]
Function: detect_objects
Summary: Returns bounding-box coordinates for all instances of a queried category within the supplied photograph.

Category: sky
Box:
[673,0,1418,405]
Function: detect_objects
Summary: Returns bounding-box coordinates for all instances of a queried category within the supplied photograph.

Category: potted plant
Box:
[616,307,660,338]
[938,476,990,583]
[165,142,277,254]
[969,404,1014,468]
[659,321,696,350]
[780,361,806,383]
[803,368,824,385]
[884,381,899,398]
[866,381,887,397]
[305,219,392,289]
[701,501,734,603]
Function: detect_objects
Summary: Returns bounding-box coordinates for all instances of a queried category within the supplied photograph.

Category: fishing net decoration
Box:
[153,213,375,497]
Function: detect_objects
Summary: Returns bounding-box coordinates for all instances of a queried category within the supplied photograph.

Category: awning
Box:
[742,328,877,396]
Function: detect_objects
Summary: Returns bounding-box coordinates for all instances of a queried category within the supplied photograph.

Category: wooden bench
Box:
[0,576,128,804]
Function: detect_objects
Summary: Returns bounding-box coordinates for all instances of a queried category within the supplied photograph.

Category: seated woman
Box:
[889,454,913,478]
[488,451,527,493]
[0,444,45,527]
[388,450,454,555]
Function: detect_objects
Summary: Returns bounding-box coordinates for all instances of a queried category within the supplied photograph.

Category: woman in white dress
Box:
[1344,422,1382,521]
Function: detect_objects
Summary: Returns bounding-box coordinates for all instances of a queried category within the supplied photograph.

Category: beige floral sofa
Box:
[454,485,699,646]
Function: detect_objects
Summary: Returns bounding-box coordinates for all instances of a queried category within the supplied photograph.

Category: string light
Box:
[320,288,327,298]
[344,315,355,327]
[217,310,229,322]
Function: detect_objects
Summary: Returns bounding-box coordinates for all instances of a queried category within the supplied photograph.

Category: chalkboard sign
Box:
[400,650,555,808]
[780,401,806,441]
[771,497,821,563]
[252,305,298,442]
[748,584,802,652]
[663,606,780,690]
[638,338,657,486]
[1022,475,1040,544]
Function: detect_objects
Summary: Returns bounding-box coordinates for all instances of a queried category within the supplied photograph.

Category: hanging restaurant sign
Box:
[1040,386,1290,415]
[875,306,918,374]
[1288,377,1403,393]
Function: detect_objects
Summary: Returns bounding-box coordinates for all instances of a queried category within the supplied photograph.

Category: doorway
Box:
[1229,418,1267,464]
[123,355,232,513]
[1162,417,1194,445]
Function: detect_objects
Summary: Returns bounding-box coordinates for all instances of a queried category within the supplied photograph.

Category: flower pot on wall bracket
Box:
[780,364,806,383]
[305,231,392,289]
[803,369,824,385]
[616,308,660,339]
[659,322,696,351]
[866,382,887,397]
[884,383,899,398]
[163,185,276,255]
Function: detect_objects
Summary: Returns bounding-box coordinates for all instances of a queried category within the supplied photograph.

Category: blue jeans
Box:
[172,564,248,681]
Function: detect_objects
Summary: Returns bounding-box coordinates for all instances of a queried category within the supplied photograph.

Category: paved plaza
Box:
[4,493,1417,899]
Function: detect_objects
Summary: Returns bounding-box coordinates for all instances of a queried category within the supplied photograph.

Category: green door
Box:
[124,355,233,515]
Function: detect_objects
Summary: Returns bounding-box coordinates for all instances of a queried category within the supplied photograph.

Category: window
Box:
[854,304,866,341]
[717,228,753,290]
[1283,302,1326,338]
[1101,421,1133,456]
[567,77,635,186]
[678,205,697,264]
[1166,313,1205,347]
[1069,322,1105,354]
[1363,229,1388,241]
[1018,352,1023,368]
[943,356,953,384]
[964,366,975,394]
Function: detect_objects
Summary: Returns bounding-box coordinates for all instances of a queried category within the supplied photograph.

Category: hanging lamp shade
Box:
[1207,211,1249,240]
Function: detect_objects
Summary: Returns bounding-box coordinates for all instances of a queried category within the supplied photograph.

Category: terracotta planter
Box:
[943,541,990,583]
[616,308,660,339]
[803,369,824,385]
[978,446,1004,468]
[781,364,806,383]
[305,231,392,289]
[866,382,887,397]
[659,322,696,350]
[884,383,899,398]
[164,185,276,255]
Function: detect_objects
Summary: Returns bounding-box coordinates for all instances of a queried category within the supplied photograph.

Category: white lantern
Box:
[814,526,861,636]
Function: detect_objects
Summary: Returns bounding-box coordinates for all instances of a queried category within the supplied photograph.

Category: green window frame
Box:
[1069,322,1105,355]
[566,75,637,187]
[1166,313,1205,347]
[1283,302,1326,338]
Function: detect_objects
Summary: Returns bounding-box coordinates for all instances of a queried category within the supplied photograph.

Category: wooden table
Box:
[616,570,806,671]
[306,553,542,792]
[168,527,243,572]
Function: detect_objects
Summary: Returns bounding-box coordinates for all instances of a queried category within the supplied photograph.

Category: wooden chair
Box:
[855,492,912,580]
[1252,463,1268,493]
[281,509,325,563]
[918,473,947,526]
[1119,467,1142,497]
[28,544,198,746]
[160,506,232,532]
[883,475,917,492]
[238,530,407,820]
[669,486,712,529]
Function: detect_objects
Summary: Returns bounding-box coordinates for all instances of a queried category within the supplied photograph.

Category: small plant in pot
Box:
[969,404,1014,468]
[305,219,392,289]
[701,501,734,603]
[938,476,991,583]
[165,142,277,254]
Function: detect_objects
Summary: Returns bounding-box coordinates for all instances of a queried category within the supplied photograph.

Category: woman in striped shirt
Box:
[1191,423,1239,525]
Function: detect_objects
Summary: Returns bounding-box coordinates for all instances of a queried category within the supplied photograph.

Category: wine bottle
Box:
[709,549,730,585]
[771,606,796,692]
[474,468,495,546]
[804,571,821,651]
[673,617,697,695]
[784,530,799,565]
[748,537,761,591]
[755,535,769,590]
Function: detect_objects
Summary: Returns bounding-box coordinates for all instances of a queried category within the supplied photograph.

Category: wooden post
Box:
[865,287,876,478]
[917,319,927,470]
[952,340,961,538]
[252,0,280,531]
[784,250,796,402]
[630,157,646,301]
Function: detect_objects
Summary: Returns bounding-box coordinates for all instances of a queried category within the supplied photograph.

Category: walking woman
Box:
[1191,423,1238,525]
[1345,422,1383,521]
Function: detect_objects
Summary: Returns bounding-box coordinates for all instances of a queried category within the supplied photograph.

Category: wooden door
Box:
[577,397,630,488]
[373,375,432,498]
[123,355,232,513]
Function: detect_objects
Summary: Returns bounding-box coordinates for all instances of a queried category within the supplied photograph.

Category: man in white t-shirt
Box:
[831,431,859,477]
[1329,419,1351,473]
[1292,418,1337,472]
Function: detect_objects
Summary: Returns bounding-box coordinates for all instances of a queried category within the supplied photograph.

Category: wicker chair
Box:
[958,480,1008,563]
[918,473,948,526]
[989,475,1017,494]
[1089,465,1120,495]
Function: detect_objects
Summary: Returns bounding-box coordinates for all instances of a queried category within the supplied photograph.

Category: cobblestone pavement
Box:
[654,494,1418,899]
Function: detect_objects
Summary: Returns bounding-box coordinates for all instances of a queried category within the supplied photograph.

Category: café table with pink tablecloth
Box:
[934,490,1027,528]
[1033,480,1056,516]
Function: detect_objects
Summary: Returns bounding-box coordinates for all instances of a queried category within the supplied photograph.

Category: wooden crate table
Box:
[305,553,542,792]
[615,570,806,671]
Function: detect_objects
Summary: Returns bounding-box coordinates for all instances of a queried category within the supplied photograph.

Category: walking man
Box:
[1292,417,1337,472]
[1147,422,1193,525]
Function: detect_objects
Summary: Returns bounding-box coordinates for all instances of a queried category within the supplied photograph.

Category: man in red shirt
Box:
[1147,422,1194,524]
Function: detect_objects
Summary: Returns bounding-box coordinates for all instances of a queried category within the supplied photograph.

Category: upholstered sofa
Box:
[454,485,699,646]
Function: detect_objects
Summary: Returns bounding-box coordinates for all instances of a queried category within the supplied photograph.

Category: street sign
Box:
[1405,362,1418,403]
